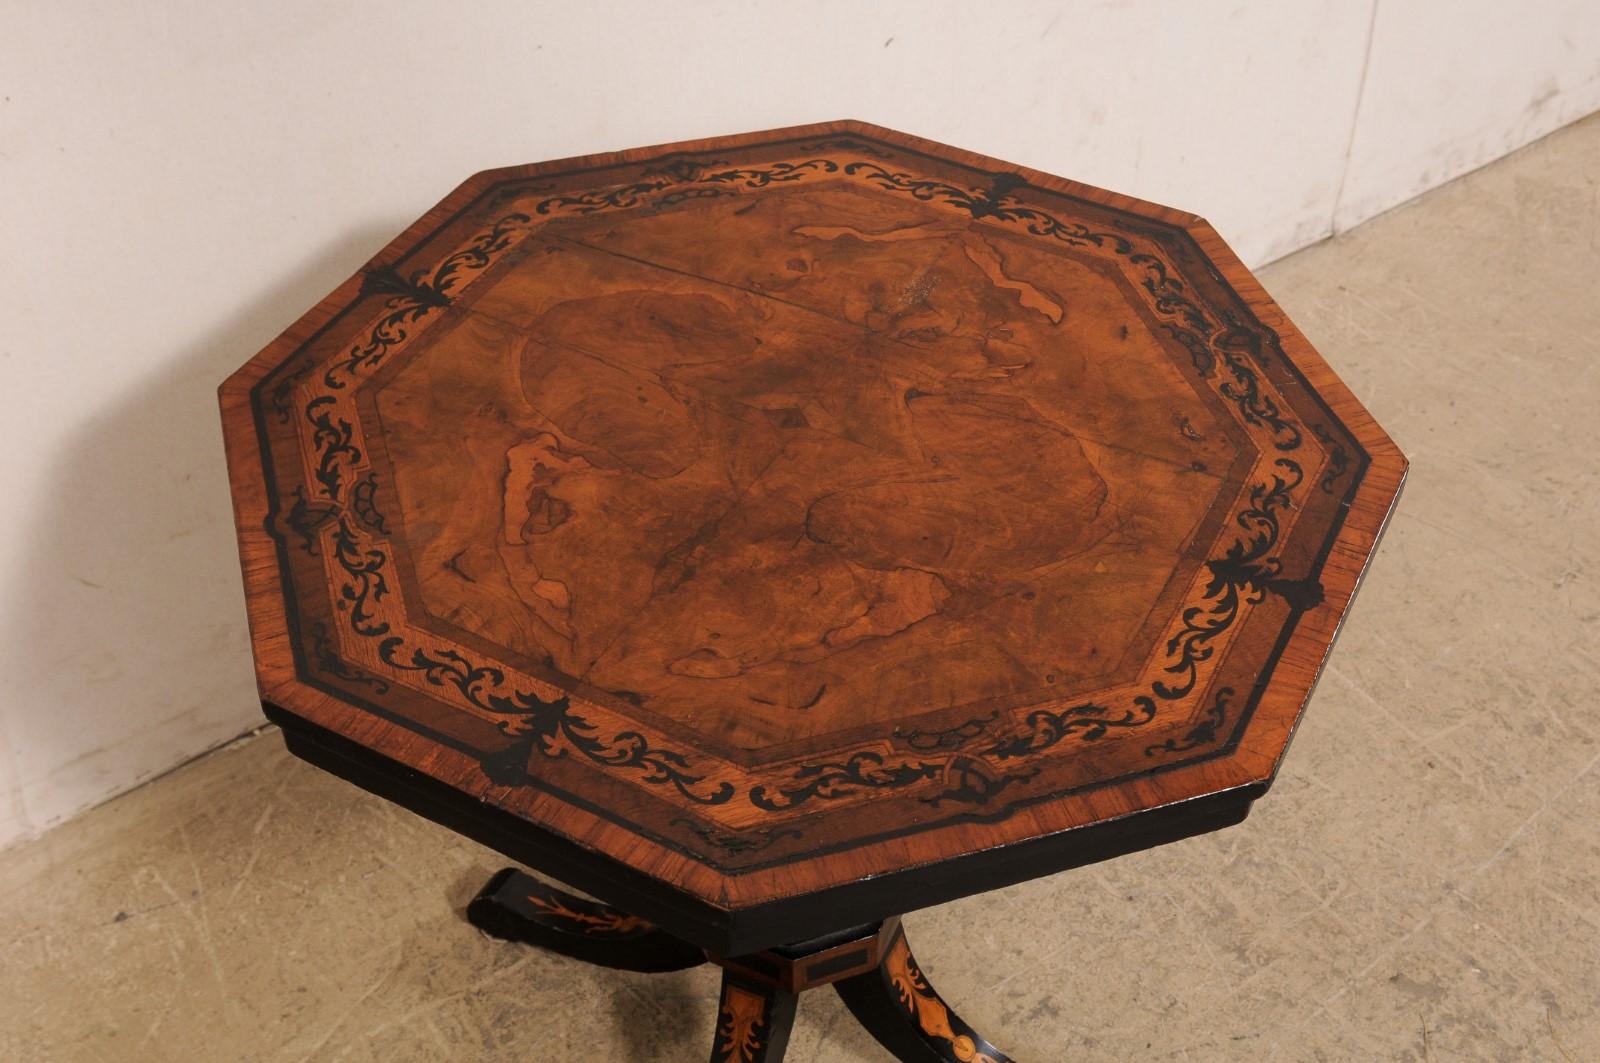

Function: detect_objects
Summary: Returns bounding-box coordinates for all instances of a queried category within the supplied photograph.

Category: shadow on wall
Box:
[0,225,404,844]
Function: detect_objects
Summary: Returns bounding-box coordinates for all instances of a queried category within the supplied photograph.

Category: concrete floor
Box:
[5,113,1599,1062]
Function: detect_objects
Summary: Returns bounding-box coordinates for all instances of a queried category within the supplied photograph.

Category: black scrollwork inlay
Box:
[319,280,434,392]
[322,213,530,390]
[895,712,999,752]
[1154,459,1321,700]
[330,518,390,637]
[309,622,389,693]
[268,360,315,424]
[749,752,943,812]
[376,639,733,805]
[296,212,534,512]
[704,158,839,188]
[984,698,1161,760]
[1312,423,1351,494]
[922,756,1040,808]
[285,487,339,554]
[349,472,387,534]
[641,157,728,182]
[1145,687,1234,757]
[1214,315,1301,450]
[359,264,451,310]
[749,697,1165,813]
[844,163,1134,251]
[1129,254,1215,376]
[430,213,532,299]
[657,186,731,208]
[536,181,669,215]
[305,396,360,501]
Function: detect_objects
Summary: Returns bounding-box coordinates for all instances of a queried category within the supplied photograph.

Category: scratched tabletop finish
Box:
[220,121,1405,952]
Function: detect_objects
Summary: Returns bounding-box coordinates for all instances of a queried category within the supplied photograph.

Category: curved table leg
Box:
[466,867,705,973]
[708,968,798,1063]
[833,922,1014,1063]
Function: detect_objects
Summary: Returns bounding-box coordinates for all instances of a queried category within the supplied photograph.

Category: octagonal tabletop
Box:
[220,121,1405,954]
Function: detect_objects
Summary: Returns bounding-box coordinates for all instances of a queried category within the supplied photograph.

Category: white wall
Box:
[2,0,1596,851]
[1338,1,1600,231]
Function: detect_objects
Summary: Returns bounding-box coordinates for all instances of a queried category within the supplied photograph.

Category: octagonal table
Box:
[220,121,1405,1061]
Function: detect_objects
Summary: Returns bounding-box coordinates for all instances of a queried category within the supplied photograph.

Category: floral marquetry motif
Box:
[880,929,1010,1063]
[713,982,784,1063]
[221,120,1406,954]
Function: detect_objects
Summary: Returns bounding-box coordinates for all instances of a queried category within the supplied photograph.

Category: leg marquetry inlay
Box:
[466,868,705,972]
[522,889,651,935]
[836,923,1014,1063]
[709,971,797,1063]
[468,870,1012,1062]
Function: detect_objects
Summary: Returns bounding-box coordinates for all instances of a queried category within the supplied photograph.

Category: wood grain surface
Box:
[220,120,1406,952]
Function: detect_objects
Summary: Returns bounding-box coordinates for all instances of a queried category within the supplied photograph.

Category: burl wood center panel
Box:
[366,183,1248,761]
[221,122,1406,906]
